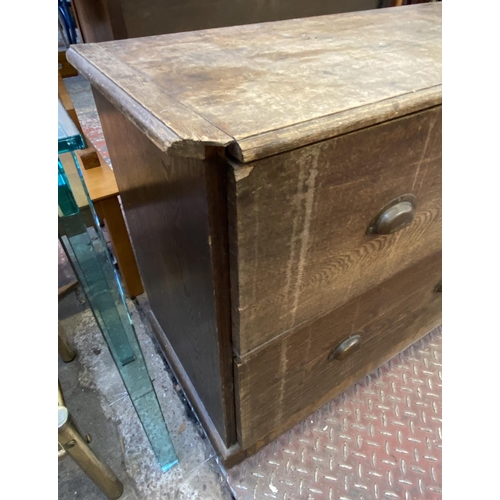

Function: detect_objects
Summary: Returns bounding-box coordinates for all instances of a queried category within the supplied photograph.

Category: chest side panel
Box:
[93,89,236,446]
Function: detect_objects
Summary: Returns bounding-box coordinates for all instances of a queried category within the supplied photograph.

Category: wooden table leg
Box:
[93,200,105,227]
[93,196,144,298]
[58,405,124,499]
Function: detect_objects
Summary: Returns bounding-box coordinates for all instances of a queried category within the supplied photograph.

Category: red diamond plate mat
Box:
[224,327,442,500]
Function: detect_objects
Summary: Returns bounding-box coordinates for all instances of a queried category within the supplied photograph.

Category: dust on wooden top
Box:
[68,3,441,163]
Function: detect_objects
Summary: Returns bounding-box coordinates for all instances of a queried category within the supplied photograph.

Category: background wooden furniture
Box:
[68,3,442,466]
[58,79,143,298]
[71,0,379,42]
[70,0,439,43]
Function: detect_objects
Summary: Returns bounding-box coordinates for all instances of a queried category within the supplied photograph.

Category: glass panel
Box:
[58,100,85,153]
[58,105,177,472]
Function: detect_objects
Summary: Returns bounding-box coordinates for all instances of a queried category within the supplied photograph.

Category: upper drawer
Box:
[228,106,441,356]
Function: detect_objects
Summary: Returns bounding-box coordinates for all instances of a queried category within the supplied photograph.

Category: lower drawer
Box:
[235,252,442,448]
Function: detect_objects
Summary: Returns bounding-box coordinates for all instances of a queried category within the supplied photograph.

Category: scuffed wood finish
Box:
[92,90,236,446]
[235,252,442,448]
[69,3,442,464]
[232,87,441,162]
[67,46,233,159]
[229,106,442,356]
[67,3,441,161]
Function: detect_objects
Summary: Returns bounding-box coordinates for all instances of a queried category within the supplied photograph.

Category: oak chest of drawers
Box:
[68,3,442,465]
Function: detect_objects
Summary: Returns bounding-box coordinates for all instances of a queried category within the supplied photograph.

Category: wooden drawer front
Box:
[235,252,442,448]
[228,106,441,356]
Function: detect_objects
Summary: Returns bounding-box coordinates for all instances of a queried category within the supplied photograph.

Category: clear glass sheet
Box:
[58,100,85,153]
[58,106,177,472]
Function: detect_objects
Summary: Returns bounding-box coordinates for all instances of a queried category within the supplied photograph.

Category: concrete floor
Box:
[58,242,233,500]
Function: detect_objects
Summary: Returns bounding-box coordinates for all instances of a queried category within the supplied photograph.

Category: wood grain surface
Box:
[228,106,442,356]
[67,3,441,161]
[93,90,236,446]
[235,252,442,448]
[67,2,443,462]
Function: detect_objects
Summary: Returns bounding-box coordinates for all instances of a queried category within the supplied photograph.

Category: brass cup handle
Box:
[367,194,417,235]
[329,334,362,361]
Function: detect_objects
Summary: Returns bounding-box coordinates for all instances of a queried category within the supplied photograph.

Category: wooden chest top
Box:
[67,3,441,162]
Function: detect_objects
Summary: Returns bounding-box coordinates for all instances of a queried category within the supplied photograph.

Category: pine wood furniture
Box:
[58,77,144,297]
